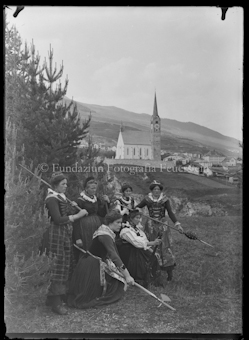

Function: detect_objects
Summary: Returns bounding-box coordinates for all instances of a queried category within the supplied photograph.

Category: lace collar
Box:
[46,188,67,201]
[92,224,116,241]
[79,190,97,203]
[120,196,132,204]
[148,192,167,203]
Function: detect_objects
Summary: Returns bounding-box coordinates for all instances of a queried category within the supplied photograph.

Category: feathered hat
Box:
[149,180,163,191]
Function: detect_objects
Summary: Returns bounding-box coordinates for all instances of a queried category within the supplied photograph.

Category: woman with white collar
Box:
[118,209,162,288]
[135,180,184,282]
[114,183,136,223]
[67,210,134,309]
[72,176,110,261]
[42,172,88,315]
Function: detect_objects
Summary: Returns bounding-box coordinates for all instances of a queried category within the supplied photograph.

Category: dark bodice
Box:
[75,197,107,217]
[136,195,177,223]
[45,196,75,225]
[89,235,123,268]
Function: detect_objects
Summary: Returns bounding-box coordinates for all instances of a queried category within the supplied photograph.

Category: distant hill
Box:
[63,96,242,157]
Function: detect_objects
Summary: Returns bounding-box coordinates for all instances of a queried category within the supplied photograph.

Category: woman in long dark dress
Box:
[135,180,184,281]
[67,210,135,309]
[117,209,162,287]
[72,177,110,262]
[41,172,88,315]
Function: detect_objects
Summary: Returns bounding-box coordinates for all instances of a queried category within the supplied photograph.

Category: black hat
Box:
[121,183,133,193]
[84,176,97,188]
[149,180,163,191]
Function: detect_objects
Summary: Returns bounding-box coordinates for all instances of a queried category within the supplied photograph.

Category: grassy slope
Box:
[5,172,242,335]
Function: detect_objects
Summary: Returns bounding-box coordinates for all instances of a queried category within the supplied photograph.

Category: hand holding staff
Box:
[115,201,214,248]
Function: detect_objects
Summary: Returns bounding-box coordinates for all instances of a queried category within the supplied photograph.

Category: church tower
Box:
[150,92,161,161]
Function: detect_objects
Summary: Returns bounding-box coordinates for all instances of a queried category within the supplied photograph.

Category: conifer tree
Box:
[5,22,91,176]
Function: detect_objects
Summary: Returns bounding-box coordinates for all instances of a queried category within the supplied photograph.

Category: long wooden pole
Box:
[117,201,214,248]
[19,164,82,211]
[73,244,176,311]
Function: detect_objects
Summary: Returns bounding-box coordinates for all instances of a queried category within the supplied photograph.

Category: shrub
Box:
[5,158,53,301]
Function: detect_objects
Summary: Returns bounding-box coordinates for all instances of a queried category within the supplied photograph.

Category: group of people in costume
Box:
[41,172,184,315]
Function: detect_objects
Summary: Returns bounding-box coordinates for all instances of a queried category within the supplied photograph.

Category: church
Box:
[115,93,161,161]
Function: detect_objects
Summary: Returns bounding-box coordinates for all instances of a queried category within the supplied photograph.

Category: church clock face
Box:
[154,123,160,131]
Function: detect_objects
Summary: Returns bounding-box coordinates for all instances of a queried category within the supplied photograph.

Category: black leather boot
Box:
[51,295,68,315]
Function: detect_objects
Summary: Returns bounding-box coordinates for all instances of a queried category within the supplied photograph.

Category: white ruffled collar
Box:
[46,188,67,201]
[80,190,97,203]
[120,196,132,204]
[148,192,166,203]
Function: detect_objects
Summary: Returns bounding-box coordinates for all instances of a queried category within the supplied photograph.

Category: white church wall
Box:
[123,145,151,160]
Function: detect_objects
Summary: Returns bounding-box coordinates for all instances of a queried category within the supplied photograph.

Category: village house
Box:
[221,157,237,167]
[115,93,161,160]
[203,150,226,165]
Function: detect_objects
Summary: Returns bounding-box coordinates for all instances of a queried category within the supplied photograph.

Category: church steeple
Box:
[150,92,161,161]
[153,92,159,117]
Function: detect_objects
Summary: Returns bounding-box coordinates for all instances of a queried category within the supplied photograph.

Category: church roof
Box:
[121,130,151,145]
[153,92,159,117]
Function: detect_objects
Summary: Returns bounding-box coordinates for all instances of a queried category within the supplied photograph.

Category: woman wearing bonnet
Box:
[72,176,110,261]
[135,180,184,282]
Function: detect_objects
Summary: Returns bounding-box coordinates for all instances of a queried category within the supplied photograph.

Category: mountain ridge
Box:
[63,96,241,156]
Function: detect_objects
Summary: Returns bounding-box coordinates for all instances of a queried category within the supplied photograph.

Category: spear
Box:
[74,244,176,311]
[134,282,176,311]
[115,201,214,248]
[19,164,81,211]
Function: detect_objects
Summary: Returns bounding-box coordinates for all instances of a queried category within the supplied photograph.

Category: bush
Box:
[5,159,53,301]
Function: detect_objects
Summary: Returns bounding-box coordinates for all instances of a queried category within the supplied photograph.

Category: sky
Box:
[5,6,243,140]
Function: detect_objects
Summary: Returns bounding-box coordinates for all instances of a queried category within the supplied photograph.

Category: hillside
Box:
[63,96,241,156]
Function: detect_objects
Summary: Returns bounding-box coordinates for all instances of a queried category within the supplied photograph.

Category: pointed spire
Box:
[120,121,124,132]
[153,92,159,117]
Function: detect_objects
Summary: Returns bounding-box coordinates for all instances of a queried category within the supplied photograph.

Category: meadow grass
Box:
[5,170,242,335]
[5,215,242,335]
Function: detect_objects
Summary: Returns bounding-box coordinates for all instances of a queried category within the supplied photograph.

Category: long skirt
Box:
[72,214,102,262]
[116,241,160,286]
[39,223,74,295]
[67,255,125,309]
[145,218,176,268]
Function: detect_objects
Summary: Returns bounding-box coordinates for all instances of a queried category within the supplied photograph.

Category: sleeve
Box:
[97,198,110,217]
[75,197,85,210]
[120,228,149,250]
[98,235,123,268]
[46,197,70,225]
[135,198,147,209]
[165,200,178,223]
